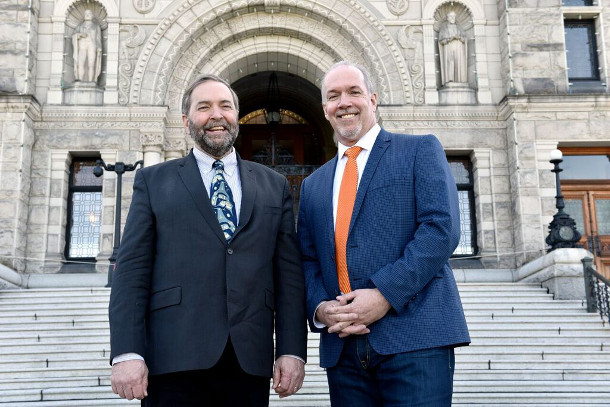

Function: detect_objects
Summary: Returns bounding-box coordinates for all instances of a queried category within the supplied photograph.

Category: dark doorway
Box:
[232,71,335,213]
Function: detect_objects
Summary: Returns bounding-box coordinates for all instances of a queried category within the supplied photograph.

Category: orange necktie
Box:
[335,146,362,294]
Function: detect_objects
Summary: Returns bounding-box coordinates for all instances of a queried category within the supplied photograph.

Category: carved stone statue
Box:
[72,10,102,83]
[438,12,467,86]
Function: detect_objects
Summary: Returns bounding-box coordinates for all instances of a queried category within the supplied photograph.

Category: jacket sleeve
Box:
[273,178,308,360]
[108,169,155,363]
[297,178,331,333]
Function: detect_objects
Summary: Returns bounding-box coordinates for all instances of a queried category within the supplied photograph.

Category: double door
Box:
[563,186,610,279]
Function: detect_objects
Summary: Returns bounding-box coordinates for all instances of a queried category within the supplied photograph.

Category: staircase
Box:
[0,283,608,406]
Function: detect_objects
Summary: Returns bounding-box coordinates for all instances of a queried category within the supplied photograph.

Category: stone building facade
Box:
[1,0,608,277]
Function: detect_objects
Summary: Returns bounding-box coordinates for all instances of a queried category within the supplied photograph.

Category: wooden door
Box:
[563,186,610,279]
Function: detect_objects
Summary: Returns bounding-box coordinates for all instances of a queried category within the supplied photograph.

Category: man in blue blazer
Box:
[109,75,307,406]
[298,61,470,406]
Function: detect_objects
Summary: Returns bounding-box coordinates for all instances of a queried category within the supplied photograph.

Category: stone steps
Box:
[0,283,609,406]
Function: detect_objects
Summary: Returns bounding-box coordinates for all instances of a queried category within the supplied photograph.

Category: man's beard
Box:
[188,117,239,158]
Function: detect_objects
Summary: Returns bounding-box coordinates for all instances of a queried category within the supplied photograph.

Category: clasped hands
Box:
[316,288,391,338]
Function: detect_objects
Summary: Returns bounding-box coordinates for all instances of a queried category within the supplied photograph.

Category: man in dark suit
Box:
[109,75,307,406]
[297,61,470,406]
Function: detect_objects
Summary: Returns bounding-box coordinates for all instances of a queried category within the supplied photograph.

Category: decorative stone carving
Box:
[398,25,424,105]
[140,132,164,148]
[387,0,408,16]
[438,11,468,86]
[264,0,280,13]
[133,0,156,14]
[118,25,146,105]
[72,10,102,83]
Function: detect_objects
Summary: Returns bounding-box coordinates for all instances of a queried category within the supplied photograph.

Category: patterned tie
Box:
[335,146,363,294]
[210,160,237,241]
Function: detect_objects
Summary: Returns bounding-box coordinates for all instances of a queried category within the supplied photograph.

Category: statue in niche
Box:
[438,11,468,86]
[72,9,102,82]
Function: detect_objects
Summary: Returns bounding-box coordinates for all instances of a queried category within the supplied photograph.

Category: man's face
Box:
[448,13,456,24]
[322,65,378,147]
[84,10,93,20]
[183,80,239,158]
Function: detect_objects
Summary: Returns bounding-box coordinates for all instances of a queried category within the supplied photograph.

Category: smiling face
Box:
[322,64,378,147]
[182,80,239,158]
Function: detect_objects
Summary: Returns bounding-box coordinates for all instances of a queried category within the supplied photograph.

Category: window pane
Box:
[73,160,103,187]
[454,190,475,255]
[563,0,593,6]
[448,160,471,184]
[595,199,610,235]
[565,21,599,80]
[564,199,585,235]
[68,192,102,258]
[560,155,610,180]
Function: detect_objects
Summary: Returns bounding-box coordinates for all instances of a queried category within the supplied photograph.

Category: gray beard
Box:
[188,117,238,158]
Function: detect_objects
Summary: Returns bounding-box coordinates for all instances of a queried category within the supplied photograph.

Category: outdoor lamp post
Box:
[93,159,143,286]
[545,149,581,252]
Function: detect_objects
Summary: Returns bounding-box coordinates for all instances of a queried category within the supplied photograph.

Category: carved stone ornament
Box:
[133,0,155,14]
[387,0,409,16]
[264,0,281,13]
[140,132,164,147]
[118,25,146,105]
[397,25,424,105]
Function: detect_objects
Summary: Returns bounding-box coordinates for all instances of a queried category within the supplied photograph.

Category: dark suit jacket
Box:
[109,150,307,377]
[298,129,470,368]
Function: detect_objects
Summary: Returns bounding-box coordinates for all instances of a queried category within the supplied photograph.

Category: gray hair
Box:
[181,75,240,116]
[320,61,375,102]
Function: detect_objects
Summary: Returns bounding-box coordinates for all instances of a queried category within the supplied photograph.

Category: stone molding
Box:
[128,0,412,107]
[0,95,41,121]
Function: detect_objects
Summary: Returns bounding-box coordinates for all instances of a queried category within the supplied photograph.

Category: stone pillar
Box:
[0,96,38,272]
[104,18,120,104]
[506,113,547,267]
[422,22,439,104]
[140,131,164,167]
[473,21,492,104]
[40,151,71,273]
[472,148,514,268]
[47,18,66,104]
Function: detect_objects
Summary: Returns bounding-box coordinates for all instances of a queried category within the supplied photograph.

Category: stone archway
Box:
[128,0,413,109]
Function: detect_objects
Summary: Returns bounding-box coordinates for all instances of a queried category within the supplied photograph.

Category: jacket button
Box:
[227,248,234,255]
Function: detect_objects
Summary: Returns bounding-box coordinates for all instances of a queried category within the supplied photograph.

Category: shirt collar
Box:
[337,123,380,159]
[193,146,238,177]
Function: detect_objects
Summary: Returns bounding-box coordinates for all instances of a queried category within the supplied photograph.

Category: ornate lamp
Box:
[545,149,581,251]
[265,72,282,125]
[94,159,143,286]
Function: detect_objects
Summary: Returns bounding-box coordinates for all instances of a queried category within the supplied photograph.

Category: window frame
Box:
[447,157,478,258]
[64,157,103,262]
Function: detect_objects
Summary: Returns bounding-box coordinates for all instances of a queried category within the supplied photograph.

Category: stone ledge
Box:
[516,248,592,300]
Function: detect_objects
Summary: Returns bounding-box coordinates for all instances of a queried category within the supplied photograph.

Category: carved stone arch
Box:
[422,0,484,21]
[129,0,412,107]
[164,36,342,114]
[54,0,118,18]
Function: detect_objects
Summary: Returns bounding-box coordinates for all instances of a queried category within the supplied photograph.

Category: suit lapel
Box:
[234,156,255,238]
[177,150,227,245]
[324,157,339,258]
[349,130,391,235]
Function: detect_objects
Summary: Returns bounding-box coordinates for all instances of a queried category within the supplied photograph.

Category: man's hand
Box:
[315,300,362,335]
[328,288,392,338]
[272,356,305,398]
[111,359,149,400]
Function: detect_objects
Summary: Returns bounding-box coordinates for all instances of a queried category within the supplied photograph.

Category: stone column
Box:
[47,18,66,104]
[140,131,164,167]
[473,21,492,104]
[0,96,38,272]
[472,148,514,268]
[104,18,120,104]
[422,21,439,104]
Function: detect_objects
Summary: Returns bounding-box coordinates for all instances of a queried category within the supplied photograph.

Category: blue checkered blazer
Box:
[297,129,471,368]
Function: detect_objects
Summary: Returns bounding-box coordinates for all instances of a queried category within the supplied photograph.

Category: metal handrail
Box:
[582,257,610,324]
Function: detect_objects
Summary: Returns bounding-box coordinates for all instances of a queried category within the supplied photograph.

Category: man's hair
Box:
[181,74,240,116]
[320,61,376,102]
